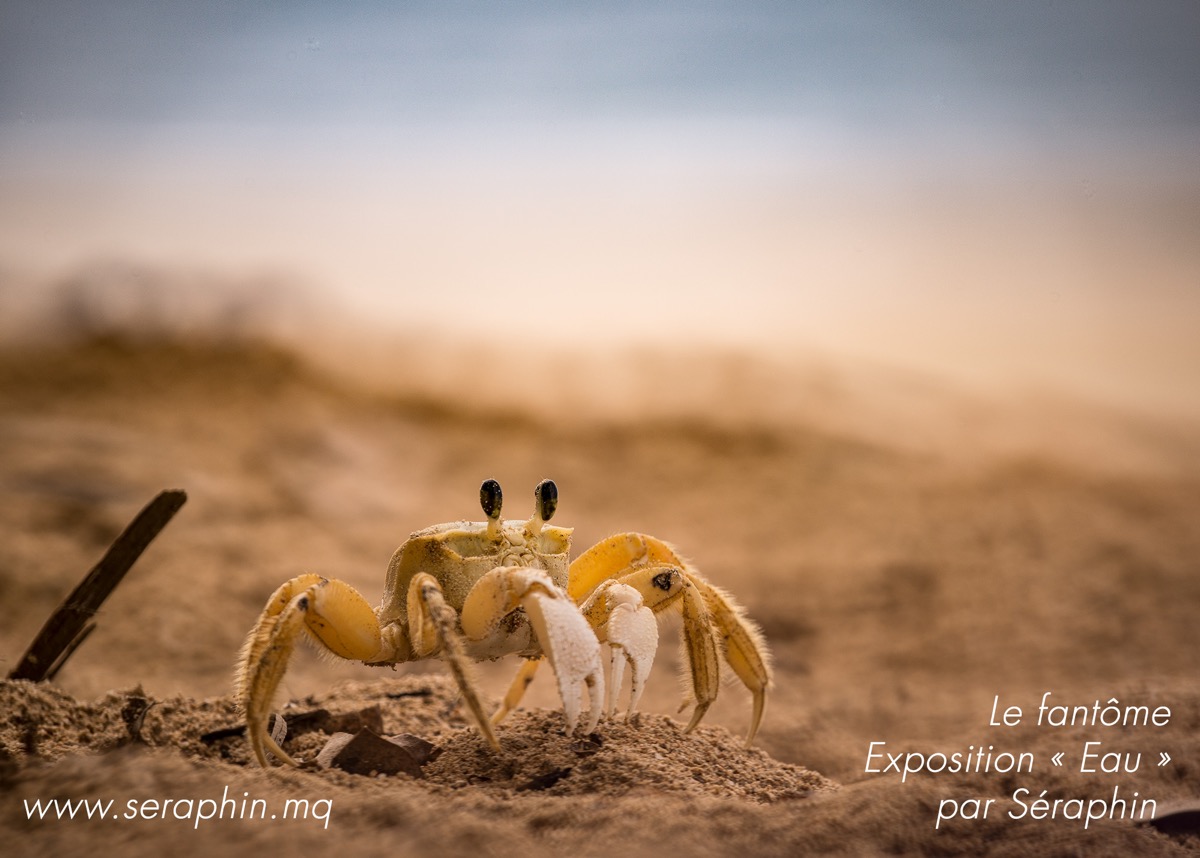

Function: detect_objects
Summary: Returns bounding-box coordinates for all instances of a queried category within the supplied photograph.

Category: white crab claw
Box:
[603,583,658,718]
[522,583,605,735]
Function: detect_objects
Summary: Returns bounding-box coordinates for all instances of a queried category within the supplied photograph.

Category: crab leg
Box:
[237,575,384,767]
[570,532,773,745]
[690,576,772,743]
[407,572,499,750]
[568,532,686,602]
[461,566,605,737]
[491,657,543,727]
[678,577,725,732]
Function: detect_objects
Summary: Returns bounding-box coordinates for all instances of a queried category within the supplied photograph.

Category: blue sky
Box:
[3,2,1198,145]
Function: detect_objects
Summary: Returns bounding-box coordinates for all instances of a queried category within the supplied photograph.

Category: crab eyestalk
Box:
[527,478,557,537]
[481,478,503,540]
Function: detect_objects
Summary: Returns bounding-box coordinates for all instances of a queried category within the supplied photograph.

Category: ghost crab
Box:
[236,479,772,767]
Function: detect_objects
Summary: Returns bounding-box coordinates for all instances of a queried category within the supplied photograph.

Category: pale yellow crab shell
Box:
[378,520,573,626]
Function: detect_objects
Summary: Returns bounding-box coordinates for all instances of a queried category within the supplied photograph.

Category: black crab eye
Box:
[534,479,558,522]
[480,479,503,520]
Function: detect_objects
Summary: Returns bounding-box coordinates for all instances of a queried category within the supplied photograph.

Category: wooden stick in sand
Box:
[8,489,187,682]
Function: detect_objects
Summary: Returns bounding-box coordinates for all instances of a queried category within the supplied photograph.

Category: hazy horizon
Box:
[2,2,1198,416]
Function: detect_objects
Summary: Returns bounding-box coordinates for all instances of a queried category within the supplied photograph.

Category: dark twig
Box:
[44,621,97,681]
[8,489,187,682]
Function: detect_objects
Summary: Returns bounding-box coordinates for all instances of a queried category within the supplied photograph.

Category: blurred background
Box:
[1,1,1198,416]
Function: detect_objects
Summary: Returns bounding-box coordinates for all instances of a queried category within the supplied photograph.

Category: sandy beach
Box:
[2,333,1198,856]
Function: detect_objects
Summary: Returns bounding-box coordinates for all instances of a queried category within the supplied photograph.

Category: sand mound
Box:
[2,676,833,858]
[1,676,832,802]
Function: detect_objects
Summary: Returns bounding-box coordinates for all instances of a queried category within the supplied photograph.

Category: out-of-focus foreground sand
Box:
[2,332,1199,856]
